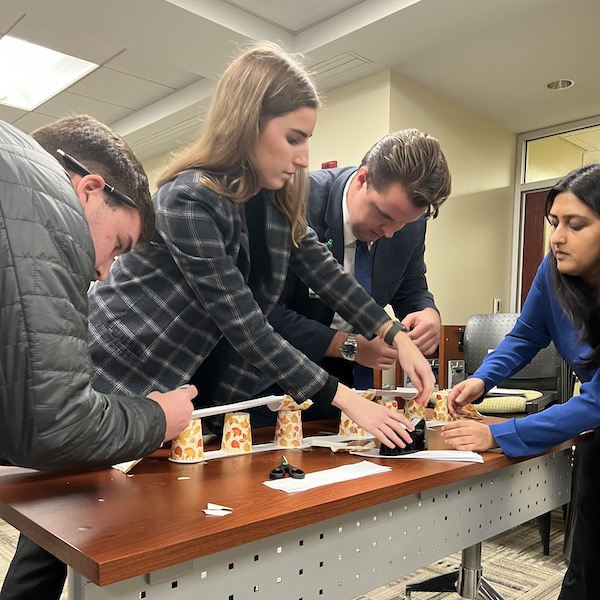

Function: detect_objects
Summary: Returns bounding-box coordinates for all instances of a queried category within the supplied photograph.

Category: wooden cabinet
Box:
[374,324,465,390]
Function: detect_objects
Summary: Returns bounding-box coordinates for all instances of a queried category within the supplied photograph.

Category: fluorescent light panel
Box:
[0,36,98,111]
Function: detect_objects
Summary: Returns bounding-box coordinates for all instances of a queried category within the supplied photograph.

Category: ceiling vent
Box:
[312,52,372,80]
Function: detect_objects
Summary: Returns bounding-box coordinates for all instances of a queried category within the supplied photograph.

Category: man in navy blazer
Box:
[262,129,451,419]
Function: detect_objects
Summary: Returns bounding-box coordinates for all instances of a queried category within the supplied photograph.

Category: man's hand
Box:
[402,308,441,356]
[355,334,398,369]
[447,378,485,419]
[147,385,197,442]
[441,420,497,452]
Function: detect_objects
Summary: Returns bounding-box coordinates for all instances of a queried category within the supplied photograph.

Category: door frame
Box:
[512,114,600,310]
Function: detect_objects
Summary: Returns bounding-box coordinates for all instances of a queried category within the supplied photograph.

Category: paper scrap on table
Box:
[112,458,143,473]
[308,436,376,452]
[263,460,390,493]
[203,502,233,516]
[349,448,484,463]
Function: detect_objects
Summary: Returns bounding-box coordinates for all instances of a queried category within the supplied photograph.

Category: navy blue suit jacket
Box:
[268,167,437,385]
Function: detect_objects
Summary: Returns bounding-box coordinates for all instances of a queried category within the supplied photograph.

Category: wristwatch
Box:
[384,321,408,346]
[340,333,358,361]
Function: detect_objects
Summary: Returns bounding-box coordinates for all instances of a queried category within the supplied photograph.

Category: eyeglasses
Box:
[56,149,138,209]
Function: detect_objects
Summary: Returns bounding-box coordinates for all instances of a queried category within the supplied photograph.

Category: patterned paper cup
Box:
[377,398,399,411]
[404,399,426,420]
[432,389,453,422]
[274,410,304,448]
[338,411,368,439]
[169,419,204,463]
[221,412,253,453]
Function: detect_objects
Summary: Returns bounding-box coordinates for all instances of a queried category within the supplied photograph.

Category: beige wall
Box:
[525,136,583,183]
[144,153,173,195]
[310,71,391,170]
[309,70,517,326]
[142,69,518,326]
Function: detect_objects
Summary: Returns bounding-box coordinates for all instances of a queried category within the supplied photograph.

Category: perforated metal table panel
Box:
[69,451,571,600]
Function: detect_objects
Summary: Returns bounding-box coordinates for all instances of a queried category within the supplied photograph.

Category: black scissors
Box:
[269,456,305,480]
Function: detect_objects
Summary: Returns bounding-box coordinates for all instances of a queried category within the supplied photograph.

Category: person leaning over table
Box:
[441,164,600,600]
[248,128,450,425]
[86,41,435,442]
[0,42,436,600]
[0,115,196,600]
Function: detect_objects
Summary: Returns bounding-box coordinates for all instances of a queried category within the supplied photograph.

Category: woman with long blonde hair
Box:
[1,43,437,600]
[87,41,434,442]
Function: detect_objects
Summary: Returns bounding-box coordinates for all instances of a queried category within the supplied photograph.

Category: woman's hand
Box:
[332,383,415,449]
[391,331,435,406]
[446,378,485,418]
[440,420,498,452]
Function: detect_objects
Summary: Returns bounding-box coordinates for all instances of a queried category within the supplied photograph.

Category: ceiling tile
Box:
[67,67,175,111]
[36,92,134,124]
[0,105,27,125]
[223,0,367,33]
[9,111,58,134]
[106,50,202,90]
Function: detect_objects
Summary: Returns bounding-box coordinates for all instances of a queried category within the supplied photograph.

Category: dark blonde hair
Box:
[159,42,320,244]
[360,129,451,219]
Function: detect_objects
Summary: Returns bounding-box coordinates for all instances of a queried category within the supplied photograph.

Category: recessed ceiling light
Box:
[546,79,574,91]
[0,35,98,111]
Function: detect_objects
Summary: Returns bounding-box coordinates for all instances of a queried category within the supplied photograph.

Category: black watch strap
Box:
[384,321,408,346]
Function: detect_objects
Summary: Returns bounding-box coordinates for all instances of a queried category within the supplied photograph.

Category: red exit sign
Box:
[321,160,337,169]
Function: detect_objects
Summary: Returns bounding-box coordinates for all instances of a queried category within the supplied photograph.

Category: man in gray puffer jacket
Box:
[0,116,198,600]
[0,116,196,472]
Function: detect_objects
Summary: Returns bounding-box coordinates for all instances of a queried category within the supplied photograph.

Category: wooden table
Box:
[0,420,577,600]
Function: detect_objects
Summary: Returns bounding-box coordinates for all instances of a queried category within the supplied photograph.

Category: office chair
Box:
[404,313,574,599]
[462,313,571,416]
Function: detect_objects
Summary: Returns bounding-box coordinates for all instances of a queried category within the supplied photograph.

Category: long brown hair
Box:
[159,42,320,244]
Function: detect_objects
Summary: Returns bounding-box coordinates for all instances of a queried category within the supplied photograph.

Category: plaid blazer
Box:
[88,171,389,408]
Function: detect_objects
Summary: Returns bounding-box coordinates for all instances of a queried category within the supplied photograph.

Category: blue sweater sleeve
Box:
[474,256,600,456]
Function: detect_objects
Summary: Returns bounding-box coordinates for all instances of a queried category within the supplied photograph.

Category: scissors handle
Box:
[269,456,305,480]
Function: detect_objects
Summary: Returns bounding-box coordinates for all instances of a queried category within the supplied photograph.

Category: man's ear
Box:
[73,174,106,207]
[355,166,369,190]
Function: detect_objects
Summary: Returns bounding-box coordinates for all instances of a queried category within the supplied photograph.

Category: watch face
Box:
[341,336,358,361]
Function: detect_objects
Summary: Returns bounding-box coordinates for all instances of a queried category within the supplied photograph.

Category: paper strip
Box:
[349,448,484,463]
[190,395,284,420]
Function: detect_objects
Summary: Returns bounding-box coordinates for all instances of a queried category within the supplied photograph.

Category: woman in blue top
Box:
[442,163,600,600]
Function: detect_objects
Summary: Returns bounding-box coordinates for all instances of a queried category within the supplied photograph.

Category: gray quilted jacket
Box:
[0,120,166,471]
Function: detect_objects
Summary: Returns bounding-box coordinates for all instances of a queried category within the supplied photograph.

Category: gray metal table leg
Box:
[405,543,506,600]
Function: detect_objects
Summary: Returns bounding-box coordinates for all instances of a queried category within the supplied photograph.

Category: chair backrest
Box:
[463,313,571,400]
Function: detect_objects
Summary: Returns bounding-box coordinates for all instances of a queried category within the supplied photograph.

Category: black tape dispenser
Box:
[379,417,427,456]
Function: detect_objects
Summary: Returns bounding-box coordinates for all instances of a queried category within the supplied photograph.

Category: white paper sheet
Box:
[263,460,391,493]
[349,448,484,463]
